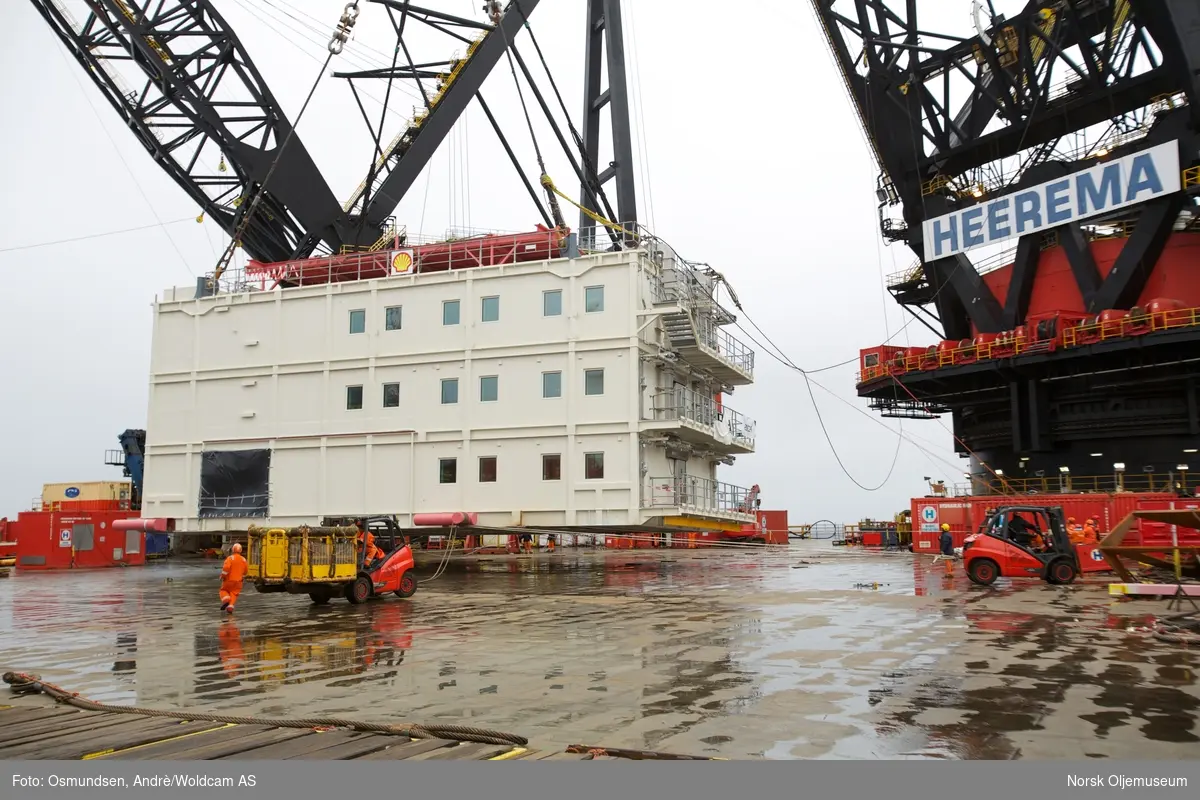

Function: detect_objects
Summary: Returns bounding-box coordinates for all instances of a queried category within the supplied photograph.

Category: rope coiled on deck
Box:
[3,672,526,747]
[1153,613,1200,646]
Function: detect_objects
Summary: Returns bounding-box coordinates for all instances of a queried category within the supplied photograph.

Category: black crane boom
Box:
[31,0,641,263]
[29,0,367,262]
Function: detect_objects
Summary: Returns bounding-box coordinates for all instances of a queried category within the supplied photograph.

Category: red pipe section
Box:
[413,512,478,527]
[112,518,173,532]
[246,226,566,288]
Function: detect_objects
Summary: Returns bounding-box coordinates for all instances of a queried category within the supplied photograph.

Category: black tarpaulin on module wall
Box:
[198,449,271,518]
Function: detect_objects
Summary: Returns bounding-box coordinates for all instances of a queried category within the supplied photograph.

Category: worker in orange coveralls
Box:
[1083,518,1100,543]
[219,543,248,614]
[355,520,384,567]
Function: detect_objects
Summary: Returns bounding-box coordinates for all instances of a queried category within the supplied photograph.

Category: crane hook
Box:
[329,2,361,55]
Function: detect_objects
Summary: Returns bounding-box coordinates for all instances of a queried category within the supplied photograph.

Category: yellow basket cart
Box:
[246,526,289,583]
[288,526,359,583]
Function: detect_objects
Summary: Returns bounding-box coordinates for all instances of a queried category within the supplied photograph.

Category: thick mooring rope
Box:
[1153,613,1200,646]
[3,672,526,747]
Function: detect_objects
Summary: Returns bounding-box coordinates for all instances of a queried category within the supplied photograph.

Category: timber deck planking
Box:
[0,697,590,761]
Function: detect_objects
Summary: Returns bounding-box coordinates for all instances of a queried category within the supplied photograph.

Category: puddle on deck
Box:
[0,543,1196,759]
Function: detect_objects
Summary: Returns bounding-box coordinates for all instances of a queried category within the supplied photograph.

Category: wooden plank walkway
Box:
[0,696,589,762]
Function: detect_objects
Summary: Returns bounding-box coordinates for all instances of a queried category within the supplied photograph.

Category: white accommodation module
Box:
[142,237,757,532]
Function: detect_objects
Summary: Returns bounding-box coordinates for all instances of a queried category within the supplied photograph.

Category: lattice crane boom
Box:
[30,0,367,262]
[31,0,640,264]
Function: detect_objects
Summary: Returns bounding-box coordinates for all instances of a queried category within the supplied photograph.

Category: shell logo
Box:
[391,250,414,274]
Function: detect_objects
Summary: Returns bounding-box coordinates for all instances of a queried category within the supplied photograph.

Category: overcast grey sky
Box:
[0,0,963,524]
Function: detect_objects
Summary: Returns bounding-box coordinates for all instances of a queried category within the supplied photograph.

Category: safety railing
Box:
[576,221,651,253]
[114,0,170,63]
[694,317,756,375]
[969,471,1193,496]
[1185,166,1200,190]
[651,386,756,449]
[1062,306,1200,346]
[725,408,756,450]
[339,218,405,255]
[885,260,925,287]
[646,475,755,518]
[225,228,568,292]
[857,305,1200,385]
[916,92,1187,204]
[648,261,712,307]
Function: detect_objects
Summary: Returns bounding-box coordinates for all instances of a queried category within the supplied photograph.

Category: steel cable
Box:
[3,672,527,747]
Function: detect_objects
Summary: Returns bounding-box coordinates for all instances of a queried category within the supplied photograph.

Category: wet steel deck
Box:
[1,543,1197,759]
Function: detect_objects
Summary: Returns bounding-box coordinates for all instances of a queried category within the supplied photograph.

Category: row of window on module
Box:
[434,451,606,485]
[348,286,607,334]
[344,367,607,410]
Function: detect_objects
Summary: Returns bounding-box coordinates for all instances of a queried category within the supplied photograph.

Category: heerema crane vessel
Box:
[812,0,1200,522]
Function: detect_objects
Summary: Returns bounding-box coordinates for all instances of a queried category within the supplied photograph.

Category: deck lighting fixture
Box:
[1178,464,1190,471]
[1090,452,1103,457]
[1185,449,1198,454]
[1059,466,1070,473]
[1096,147,1109,157]
[1114,463,1126,471]
[994,469,1004,476]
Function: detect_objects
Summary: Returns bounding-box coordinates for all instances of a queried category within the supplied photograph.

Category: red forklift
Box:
[339,516,418,604]
[962,505,1081,586]
[250,515,417,605]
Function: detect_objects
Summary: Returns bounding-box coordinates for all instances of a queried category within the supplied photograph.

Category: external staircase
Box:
[652,265,754,386]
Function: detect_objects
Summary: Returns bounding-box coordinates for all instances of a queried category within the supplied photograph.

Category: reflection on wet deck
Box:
[1,545,1196,759]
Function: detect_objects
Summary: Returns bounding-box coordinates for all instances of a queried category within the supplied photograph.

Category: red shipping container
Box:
[1127,496,1200,547]
[861,531,883,547]
[13,509,144,570]
[911,498,974,553]
[911,492,1192,554]
[755,509,790,544]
